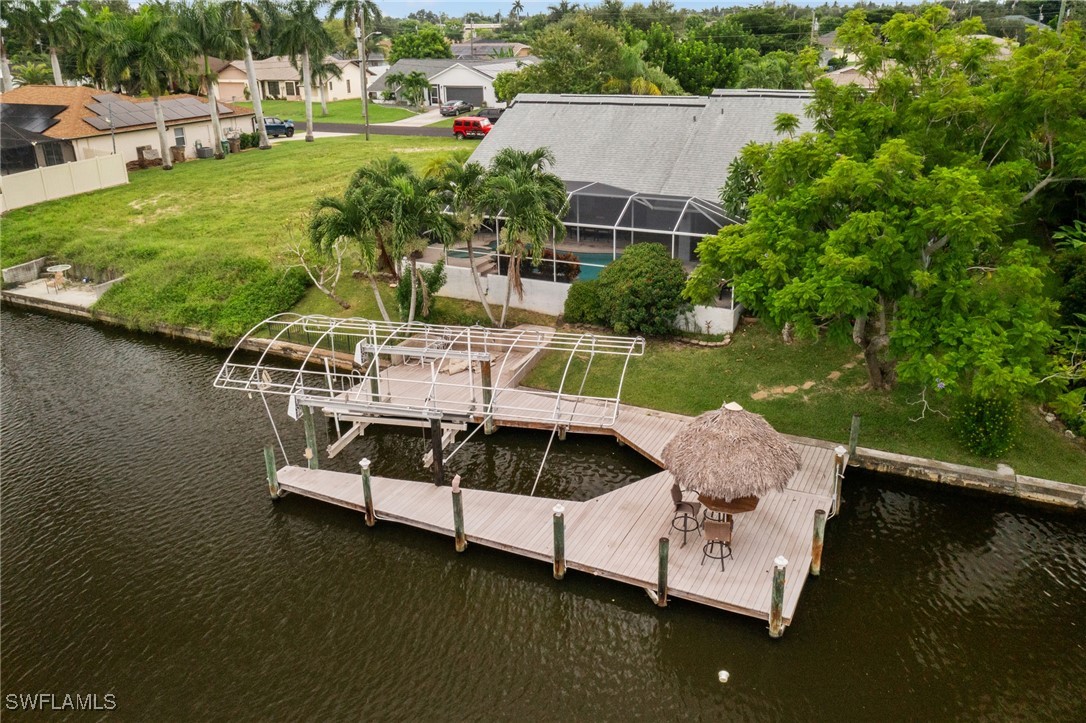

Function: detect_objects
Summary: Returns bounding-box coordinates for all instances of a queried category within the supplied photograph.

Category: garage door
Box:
[445,86,485,106]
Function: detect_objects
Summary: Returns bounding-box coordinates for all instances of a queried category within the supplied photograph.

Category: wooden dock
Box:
[275,403,839,630]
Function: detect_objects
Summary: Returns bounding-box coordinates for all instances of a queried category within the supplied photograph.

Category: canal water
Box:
[2,308,1084,721]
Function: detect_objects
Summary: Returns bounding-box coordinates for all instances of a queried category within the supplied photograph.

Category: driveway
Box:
[311,122,449,138]
[376,107,445,127]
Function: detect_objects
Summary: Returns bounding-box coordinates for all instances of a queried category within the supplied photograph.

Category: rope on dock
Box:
[530,424,561,497]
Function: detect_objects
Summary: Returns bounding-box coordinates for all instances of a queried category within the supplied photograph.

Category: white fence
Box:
[1,155,129,213]
[425,262,744,333]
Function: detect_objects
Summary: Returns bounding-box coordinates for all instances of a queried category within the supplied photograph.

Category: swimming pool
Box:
[447,245,615,282]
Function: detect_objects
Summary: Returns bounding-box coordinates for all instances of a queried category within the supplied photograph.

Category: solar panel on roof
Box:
[0,103,67,133]
[84,117,111,131]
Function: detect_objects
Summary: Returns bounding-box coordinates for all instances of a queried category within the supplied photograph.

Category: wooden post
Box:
[302,405,319,470]
[657,537,669,607]
[369,366,380,402]
[833,444,847,514]
[848,413,861,457]
[360,458,375,527]
[451,474,466,552]
[810,509,827,576]
[430,413,444,486]
[769,555,788,638]
[558,426,567,441]
[480,359,495,435]
[552,504,566,579]
[264,446,281,499]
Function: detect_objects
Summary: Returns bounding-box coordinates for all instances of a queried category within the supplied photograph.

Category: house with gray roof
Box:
[431,90,813,330]
[369,57,537,108]
[468,90,812,265]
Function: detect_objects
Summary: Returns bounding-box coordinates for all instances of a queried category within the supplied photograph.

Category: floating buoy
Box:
[718,670,730,683]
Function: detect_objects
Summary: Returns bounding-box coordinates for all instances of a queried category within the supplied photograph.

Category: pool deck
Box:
[274,395,840,632]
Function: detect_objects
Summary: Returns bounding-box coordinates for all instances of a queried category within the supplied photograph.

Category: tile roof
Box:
[0,85,253,140]
[467,91,814,202]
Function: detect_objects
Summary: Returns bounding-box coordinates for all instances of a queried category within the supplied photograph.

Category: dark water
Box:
[2,308,1084,722]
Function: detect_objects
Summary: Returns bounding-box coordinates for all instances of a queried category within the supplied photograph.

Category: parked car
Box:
[263,117,295,138]
[440,100,473,117]
[452,117,492,140]
[477,107,504,124]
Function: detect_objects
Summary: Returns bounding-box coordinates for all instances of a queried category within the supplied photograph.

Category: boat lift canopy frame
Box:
[215,315,645,436]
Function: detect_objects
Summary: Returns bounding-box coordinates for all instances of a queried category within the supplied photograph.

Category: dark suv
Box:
[477,107,504,124]
[263,117,295,137]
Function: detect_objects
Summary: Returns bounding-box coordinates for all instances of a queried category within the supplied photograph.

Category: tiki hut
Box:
[661,402,800,514]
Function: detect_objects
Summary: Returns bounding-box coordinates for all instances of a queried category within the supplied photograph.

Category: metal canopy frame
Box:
[215,315,645,464]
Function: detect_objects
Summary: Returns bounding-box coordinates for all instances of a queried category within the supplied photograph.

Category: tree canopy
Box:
[688,8,1085,404]
[388,24,452,63]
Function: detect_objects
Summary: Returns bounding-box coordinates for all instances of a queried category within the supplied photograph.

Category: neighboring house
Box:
[823,65,877,88]
[369,57,538,107]
[0,85,254,167]
[214,55,373,104]
[817,29,858,66]
[463,22,503,39]
[450,42,532,60]
[0,118,74,175]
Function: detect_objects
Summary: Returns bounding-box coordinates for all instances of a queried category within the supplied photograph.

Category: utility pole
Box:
[1057,0,1069,30]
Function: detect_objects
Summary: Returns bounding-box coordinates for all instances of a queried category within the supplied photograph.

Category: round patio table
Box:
[45,264,72,290]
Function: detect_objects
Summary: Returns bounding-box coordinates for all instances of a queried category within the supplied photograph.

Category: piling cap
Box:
[774,555,789,567]
[360,458,371,469]
[553,503,565,515]
[452,474,461,492]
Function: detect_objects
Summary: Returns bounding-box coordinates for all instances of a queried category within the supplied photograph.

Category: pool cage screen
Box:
[473,180,739,283]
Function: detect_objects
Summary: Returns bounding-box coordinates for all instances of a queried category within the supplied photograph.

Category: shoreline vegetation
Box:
[2,135,1083,484]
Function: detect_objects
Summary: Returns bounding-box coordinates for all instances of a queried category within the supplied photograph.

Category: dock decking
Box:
[276,402,838,629]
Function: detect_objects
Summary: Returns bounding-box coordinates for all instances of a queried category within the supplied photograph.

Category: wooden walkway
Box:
[276,407,838,630]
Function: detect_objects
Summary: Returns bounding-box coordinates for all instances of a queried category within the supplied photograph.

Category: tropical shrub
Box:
[955,396,1017,457]
[1054,248,1086,326]
[595,243,688,336]
[563,279,604,325]
[397,259,446,321]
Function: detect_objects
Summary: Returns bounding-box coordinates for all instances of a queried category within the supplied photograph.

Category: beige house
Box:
[0,85,254,166]
[215,55,373,104]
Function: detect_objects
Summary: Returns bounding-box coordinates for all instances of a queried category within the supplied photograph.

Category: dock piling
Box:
[264,446,282,499]
[769,556,788,638]
[302,405,319,470]
[833,444,847,513]
[811,509,827,576]
[451,474,466,552]
[848,413,861,457]
[657,537,669,607]
[430,413,445,486]
[360,458,375,527]
[480,360,495,435]
[553,504,566,579]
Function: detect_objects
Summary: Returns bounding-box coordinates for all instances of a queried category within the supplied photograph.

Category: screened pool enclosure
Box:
[440,179,738,284]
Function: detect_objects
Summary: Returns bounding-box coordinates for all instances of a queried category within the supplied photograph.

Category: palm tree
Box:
[8,0,82,86]
[276,0,329,143]
[100,6,196,171]
[70,2,116,90]
[349,155,414,278]
[481,147,568,327]
[309,187,391,321]
[372,171,458,323]
[511,1,524,21]
[12,60,53,85]
[439,158,497,325]
[222,0,273,149]
[547,1,580,22]
[180,1,241,160]
[383,69,429,108]
[311,56,343,116]
[328,0,380,135]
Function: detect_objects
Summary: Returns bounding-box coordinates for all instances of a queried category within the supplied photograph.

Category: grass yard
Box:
[427,118,456,128]
[235,99,415,125]
[523,322,1086,484]
[0,135,463,339]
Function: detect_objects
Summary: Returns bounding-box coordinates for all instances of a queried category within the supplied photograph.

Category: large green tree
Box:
[388,24,451,64]
[7,0,82,85]
[223,0,274,149]
[276,0,329,143]
[179,1,241,160]
[688,8,1084,403]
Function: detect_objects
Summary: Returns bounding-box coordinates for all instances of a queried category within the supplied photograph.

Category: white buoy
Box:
[718,670,730,683]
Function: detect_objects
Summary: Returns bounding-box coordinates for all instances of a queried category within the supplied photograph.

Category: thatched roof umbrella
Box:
[661,402,800,514]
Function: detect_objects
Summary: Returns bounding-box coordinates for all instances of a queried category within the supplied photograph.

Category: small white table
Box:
[45,264,72,291]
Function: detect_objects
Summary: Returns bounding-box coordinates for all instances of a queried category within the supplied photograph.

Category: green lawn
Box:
[523,322,1086,485]
[236,99,415,125]
[427,118,456,128]
[3,136,1080,483]
[0,135,462,339]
